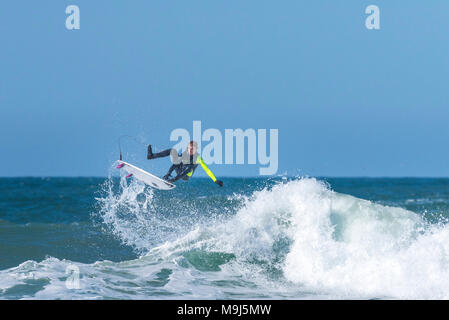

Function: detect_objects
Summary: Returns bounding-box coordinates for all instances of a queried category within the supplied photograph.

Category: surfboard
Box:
[116,160,176,190]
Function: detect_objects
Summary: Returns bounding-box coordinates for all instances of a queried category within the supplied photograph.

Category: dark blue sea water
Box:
[1,174,449,299]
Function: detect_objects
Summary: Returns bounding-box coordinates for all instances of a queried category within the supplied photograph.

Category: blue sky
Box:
[1,1,448,177]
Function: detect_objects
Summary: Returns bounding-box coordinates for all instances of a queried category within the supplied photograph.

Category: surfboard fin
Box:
[126,174,133,179]
[117,163,125,169]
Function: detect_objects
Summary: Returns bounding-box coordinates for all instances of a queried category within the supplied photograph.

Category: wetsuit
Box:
[147,147,222,185]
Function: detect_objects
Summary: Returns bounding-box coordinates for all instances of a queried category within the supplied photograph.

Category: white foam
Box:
[150,178,449,299]
[221,178,449,299]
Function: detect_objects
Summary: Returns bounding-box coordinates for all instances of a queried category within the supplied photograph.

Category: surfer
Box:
[147,141,224,187]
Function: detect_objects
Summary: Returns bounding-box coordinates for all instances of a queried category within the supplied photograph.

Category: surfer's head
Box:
[188,141,198,155]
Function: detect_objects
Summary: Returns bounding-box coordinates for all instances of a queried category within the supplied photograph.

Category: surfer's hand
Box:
[163,174,170,181]
[215,180,223,187]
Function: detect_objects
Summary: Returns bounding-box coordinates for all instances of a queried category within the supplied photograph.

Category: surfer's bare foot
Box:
[147,145,153,159]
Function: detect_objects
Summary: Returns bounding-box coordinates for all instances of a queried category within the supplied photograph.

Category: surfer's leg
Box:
[163,164,180,180]
[165,166,188,182]
[147,146,174,160]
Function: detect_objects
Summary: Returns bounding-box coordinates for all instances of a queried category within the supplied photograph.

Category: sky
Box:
[0,1,448,177]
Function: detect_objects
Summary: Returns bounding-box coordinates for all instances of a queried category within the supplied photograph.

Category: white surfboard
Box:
[116,160,176,190]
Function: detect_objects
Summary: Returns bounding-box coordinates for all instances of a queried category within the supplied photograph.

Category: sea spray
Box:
[95,167,234,254]
[96,173,157,252]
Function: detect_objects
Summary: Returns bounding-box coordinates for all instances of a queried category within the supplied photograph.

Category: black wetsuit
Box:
[148,148,199,182]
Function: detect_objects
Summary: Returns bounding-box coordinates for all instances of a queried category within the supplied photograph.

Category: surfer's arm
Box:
[198,157,223,187]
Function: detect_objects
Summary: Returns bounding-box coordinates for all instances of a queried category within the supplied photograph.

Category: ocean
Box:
[1,173,449,299]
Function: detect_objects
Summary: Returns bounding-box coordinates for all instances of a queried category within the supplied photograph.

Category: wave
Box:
[2,177,449,299]
[146,178,449,299]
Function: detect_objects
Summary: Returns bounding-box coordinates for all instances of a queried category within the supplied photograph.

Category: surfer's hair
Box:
[189,141,198,148]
